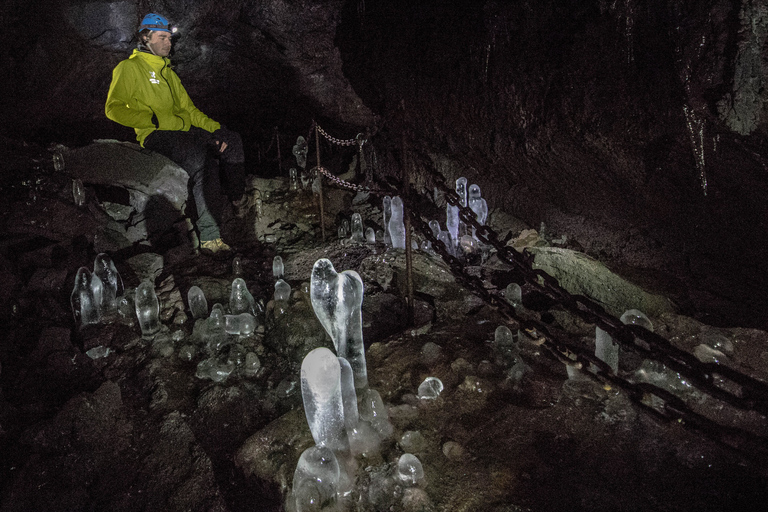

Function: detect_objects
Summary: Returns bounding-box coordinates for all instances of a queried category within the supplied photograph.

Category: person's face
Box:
[146,30,172,57]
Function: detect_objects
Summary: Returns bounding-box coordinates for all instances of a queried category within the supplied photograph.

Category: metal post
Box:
[275,126,282,175]
[402,131,415,326]
[315,123,326,241]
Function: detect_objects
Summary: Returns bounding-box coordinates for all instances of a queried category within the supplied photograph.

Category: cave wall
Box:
[336,0,768,325]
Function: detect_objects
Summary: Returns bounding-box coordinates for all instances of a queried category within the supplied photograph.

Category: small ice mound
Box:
[620,309,654,331]
[396,453,425,487]
[699,331,734,355]
[693,344,727,364]
[292,445,340,512]
[417,377,443,400]
[504,282,522,307]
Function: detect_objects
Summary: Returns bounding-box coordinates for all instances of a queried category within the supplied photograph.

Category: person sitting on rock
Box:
[105,12,253,254]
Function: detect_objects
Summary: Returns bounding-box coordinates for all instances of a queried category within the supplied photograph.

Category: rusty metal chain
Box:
[304,118,768,455]
[315,123,366,147]
[403,188,768,458]
[413,172,768,413]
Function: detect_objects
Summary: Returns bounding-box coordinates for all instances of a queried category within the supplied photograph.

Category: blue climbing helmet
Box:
[139,13,171,33]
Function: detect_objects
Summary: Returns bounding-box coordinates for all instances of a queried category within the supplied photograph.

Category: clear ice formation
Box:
[456,177,468,207]
[292,136,308,169]
[187,285,209,319]
[292,445,340,512]
[417,377,443,399]
[595,326,619,373]
[338,357,359,431]
[93,253,123,314]
[388,196,406,249]
[135,279,160,338]
[289,168,299,191]
[224,313,256,335]
[620,309,654,332]
[338,218,350,239]
[202,306,228,355]
[232,256,243,277]
[468,184,488,235]
[273,255,284,279]
[301,347,349,451]
[396,453,425,487]
[71,266,103,327]
[86,346,111,359]
[505,283,522,307]
[243,352,261,377]
[382,196,392,246]
[351,213,365,242]
[310,259,368,389]
[437,230,455,256]
[274,279,292,302]
[53,151,65,171]
[72,178,85,206]
[446,204,459,249]
[494,325,520,366]
[359,388,393,439]
[365,227,376,244]
[230,278,258,316]
[428,220,440,238]
[338,357,379,455]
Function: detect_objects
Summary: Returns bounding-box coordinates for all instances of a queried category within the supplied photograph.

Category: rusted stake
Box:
[275,126,282,175]
[402,132,415,326]
[315,123,326,242]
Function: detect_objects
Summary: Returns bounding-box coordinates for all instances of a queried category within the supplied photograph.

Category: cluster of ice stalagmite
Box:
[293,258,429,511]
[71,253,126,328]
[184,278,263,383]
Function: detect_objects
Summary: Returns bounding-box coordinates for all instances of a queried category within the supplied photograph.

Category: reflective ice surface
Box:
[301,347,348,451]
[310,259,368,389]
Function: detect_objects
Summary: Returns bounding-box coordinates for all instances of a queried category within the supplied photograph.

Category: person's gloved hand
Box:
[211,126,236,153]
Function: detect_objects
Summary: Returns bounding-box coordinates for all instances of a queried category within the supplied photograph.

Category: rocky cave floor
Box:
[1,139,767,512]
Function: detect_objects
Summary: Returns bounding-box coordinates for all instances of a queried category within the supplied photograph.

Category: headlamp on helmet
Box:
[139,13,177,34]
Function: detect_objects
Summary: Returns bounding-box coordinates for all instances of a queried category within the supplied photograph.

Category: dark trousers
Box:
[145,126,245,242]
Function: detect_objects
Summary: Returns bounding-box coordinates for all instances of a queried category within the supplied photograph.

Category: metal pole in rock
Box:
[275,126,282,175]
[315,123,326,241]
[401,131,415,326]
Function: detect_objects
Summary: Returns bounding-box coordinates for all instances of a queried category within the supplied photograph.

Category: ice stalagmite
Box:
[388,196,406,250]
[456,177,468,207]
[505,283,522,307]
[300,347,349,452]
[135,280,160,338]
[273,255,284,279]
[187,285,208,319]
[595,326,618,373]
[310,259,368,389]
[446,204,459,250]
[71,267,103,327]
[468,184,488,228]
[93,253,123,314]
[351,213,365,243]
[292,445,340,512]
[230,278,257,316]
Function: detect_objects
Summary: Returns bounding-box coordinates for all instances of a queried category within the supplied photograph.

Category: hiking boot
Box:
[232,192,258,218]
[200,238,231,254]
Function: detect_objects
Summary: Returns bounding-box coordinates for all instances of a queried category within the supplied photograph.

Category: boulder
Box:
[63,140,190,245]
[530,247,676,318]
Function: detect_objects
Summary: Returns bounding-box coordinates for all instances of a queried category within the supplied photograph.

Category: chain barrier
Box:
[399,170,768,459]
[307,123,768,455]
[315,123,366,147]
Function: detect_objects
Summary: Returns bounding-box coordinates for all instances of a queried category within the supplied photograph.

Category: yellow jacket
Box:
[105,49,220,146]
